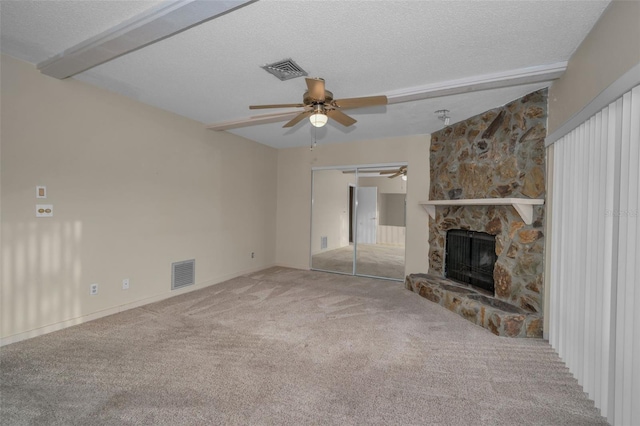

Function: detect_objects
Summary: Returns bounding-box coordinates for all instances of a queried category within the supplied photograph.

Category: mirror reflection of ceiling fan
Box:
[379,165,407,179]
[342,165,407,179]
[207,78,387,131]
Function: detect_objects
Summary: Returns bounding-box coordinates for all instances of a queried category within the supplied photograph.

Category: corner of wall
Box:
[548,0,640,134]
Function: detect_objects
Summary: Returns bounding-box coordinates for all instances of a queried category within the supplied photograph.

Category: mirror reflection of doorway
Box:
[311,164,407,281]
[349,185,354,244]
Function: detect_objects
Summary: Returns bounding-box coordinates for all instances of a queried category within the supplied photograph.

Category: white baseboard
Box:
[0,263,275,347]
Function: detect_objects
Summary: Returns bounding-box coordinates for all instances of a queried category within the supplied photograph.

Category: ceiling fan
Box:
[248,77,388,128]
[206,77,388,131]
[379,165,407,179]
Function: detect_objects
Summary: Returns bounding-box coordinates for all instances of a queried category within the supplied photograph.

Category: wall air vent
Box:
[261,58,308,81]
[172,259,195,290]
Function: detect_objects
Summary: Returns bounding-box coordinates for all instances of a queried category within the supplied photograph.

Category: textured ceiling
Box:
[1,0,611,149]
[0,1,165,63]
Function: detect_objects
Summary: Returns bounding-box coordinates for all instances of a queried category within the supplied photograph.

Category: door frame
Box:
[349,184,355,244]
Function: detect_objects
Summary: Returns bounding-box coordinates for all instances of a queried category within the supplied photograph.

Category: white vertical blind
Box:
[549,85,639,425]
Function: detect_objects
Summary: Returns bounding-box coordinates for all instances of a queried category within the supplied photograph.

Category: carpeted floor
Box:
[1,267,606,425]
[311,244,405,280]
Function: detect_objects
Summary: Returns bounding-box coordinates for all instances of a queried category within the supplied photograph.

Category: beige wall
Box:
[379,194,406,227]
[275,135,430,275]
[1,55,278,343]
[548,0,640,134]
[310,169,354,254]
[359,175,407,194]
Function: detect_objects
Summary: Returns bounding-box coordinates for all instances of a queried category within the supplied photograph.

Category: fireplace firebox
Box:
[445,229,496,293]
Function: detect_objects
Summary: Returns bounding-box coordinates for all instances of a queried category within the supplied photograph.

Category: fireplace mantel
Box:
[420,198,544,225]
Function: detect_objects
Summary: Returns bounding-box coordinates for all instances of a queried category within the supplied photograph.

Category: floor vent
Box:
[261,58,308,81]
[172,259,195,290]
[321,236,328,250]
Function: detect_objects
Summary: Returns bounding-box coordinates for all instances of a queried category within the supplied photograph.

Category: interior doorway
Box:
[356,187,377,244]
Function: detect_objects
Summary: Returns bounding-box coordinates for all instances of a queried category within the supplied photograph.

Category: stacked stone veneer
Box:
[420,89,547,336]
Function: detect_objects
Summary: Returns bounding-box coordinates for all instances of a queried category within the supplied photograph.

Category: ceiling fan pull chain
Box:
[310,125,318,150]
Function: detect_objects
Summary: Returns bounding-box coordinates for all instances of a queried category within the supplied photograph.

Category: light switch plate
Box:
[36,204,53,217]
[36,186,47,199]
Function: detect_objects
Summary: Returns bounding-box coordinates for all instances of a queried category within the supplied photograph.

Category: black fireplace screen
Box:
[445,229,496,293]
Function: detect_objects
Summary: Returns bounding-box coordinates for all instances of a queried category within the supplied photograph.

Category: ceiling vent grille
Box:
[261,58,308,81]
[172,259,195,290]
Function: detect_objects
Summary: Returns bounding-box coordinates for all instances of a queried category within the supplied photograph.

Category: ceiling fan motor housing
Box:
[304,90,333,106]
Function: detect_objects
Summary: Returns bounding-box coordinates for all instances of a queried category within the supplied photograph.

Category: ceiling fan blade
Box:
[326,109,357,127]
[251,110,309,119]
[283,111,312,128]
[380,165,406,175]
[306,78,326,102]
[207,111,300,131]
[332,95,388,109]
[249,103,304,110]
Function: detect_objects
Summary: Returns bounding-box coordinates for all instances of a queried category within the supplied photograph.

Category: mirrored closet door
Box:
[311,164,407,281]
[310,168,355,275]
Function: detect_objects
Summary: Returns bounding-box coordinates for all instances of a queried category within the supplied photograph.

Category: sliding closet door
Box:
[310,165,407,280]
[310,168,355,274]
[355,167,406,280]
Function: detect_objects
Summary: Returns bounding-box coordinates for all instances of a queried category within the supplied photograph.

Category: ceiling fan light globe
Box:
[309,113,328,127]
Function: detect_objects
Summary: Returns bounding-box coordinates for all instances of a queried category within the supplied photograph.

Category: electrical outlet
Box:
[90,283,98,295]
[251,252,255,259]
[122,278,130,290]
[36,204,53,217]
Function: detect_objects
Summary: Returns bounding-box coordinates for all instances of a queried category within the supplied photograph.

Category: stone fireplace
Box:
[406,89,547,338]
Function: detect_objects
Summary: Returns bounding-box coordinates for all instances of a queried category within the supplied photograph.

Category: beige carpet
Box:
[311,244,405,279]
[1,267,606,425]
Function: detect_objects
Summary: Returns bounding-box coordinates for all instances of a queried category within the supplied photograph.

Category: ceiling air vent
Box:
[261,58,308,81]
[172,259,195,290]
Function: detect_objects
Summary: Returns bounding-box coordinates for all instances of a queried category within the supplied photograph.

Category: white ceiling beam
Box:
[386,62,567,104]
[37,0,257,79]
[206,62,568,131]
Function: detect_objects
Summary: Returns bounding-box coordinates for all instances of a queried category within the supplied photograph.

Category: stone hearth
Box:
[411,89,547,337]
[405,274,542,337]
